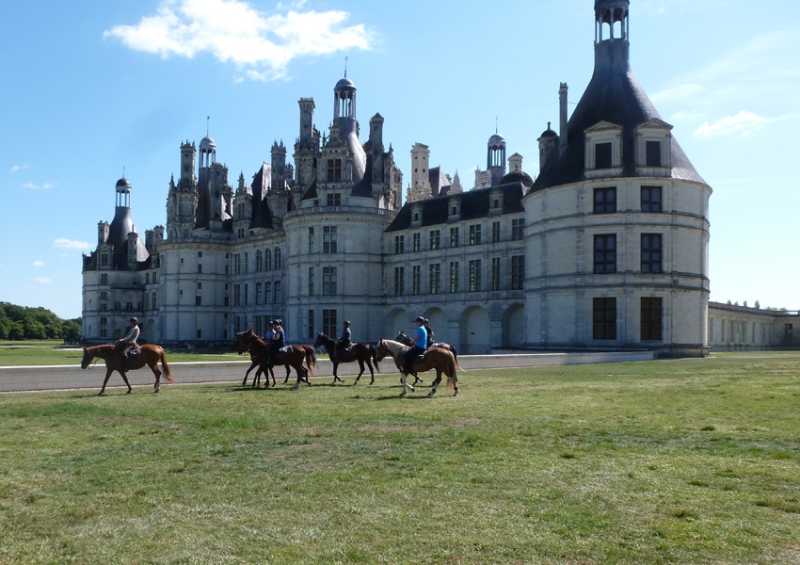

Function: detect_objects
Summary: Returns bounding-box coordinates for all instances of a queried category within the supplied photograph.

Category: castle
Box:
[83,0,722,357]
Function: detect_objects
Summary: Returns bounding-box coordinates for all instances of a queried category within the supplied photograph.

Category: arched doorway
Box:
[502,304,525,349]
[423,308,448,344]
[385,308,409,338]
[460,306,490,354]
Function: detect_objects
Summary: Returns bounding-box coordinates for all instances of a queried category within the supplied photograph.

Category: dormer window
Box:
[595,142,612,169]
[448,196,462,222]
[635,119,673,176]
[584,121,623,178]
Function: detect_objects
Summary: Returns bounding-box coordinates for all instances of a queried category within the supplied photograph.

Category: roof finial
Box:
[496,116,498,134]
[206,115,210,136]
[344,56,348,77]
[123,165,126,178]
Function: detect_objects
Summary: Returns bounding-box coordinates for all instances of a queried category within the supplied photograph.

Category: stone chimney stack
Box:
[559,83,569,156]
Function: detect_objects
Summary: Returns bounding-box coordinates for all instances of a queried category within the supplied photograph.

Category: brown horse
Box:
[376,339,458,397]
[237,342,318,388]
[81,343,175,395]
[394,331,464,371]
[313,332,380,385]
[235,329,314,389]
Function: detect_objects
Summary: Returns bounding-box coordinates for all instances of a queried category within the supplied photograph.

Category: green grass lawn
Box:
[1,354,799,564]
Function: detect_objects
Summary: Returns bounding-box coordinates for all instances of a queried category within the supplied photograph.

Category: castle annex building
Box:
[83,0,718,357]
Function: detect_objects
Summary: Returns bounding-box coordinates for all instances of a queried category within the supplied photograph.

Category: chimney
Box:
[559,83,569,156]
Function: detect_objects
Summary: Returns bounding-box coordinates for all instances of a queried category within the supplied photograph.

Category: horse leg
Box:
[282,365,291,385]
[98,367,114,396]
[354,361,366,385]
[243,361,256,386]
[119,368,133,394]
[366,360,375,386]
[332,361,341,385]
[269,367,276,388]
[428,370,443,397]
[151,362,162,393]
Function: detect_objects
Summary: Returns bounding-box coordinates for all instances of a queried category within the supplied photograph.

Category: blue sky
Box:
[1,0,799,320]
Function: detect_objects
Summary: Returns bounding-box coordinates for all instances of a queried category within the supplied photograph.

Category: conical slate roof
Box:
[531,39,705,192]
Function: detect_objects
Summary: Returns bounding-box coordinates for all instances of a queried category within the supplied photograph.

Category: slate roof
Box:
[250,165,275,229]
[385,181,525,232]
[107,207,149,269]
[531,40,705,193]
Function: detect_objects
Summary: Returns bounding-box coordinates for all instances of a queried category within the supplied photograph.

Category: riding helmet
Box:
[129,317,138,324]
[344,321,350,326]
[415,316,425,323]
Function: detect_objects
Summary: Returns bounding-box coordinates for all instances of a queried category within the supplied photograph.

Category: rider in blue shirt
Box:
[403,316,427,375]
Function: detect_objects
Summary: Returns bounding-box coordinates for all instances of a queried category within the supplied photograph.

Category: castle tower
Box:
[294,98,319,192]
[271,141,287,190]
[538,122,559,171]
[332,75,365,183]
[108,177,149,269]
[407,143,431,202]
[369,113,385,198]
[168,143,198,239]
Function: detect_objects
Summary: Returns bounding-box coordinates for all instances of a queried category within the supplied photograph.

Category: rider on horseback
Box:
[424,318,434,348]
[267,319,285,365]
[116,317,140,372]
[403,316,427,375]
[333,321,352,364]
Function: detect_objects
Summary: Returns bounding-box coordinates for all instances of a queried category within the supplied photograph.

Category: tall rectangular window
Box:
[394,235,405,254]
[255,317,263,337]
[323,267,337,296]
[233,284,241,306]
[492,221,501,243]
[595,142,612,169]
[323,226,337,254]
[469,259,482,292]
[256,282,262,305]
[100,273,108,285]
[646,140,661,166]
[307,309,315,340]
[429,264,441,295]
[308,227,316,253]
[641,297,663,341]
[594,234,617,274]
[511,218,525,241]
[511,255,524,290]
[641,186,662,213]
[412,233,421,252]
[274,249,281,270]
[492,257,501,291]
[255,250,263,272]
[394,266,405,296]
[197,264,203,274]
[469,224,482,245]
[430,230,441,250]
[265,249,272,271]
[326,158,342,182]
[641,234,663,273]
[234,254,241,275]
[593,188,616,214]
[244,253,249,274]
[593,297,617,340]
[274,281,282,303]
[243,283,249,306]
[412,265,421,295]
[326,193,341,207]
[322,309,337,337]
[308,267,315,296]
[449,261,460,293]
[264,282,272,305]
[450,227,459,248]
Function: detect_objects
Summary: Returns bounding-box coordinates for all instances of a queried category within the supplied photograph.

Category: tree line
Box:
[0,302,82,341]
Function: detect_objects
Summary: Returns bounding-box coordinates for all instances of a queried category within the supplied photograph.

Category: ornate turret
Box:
[487,132,507,186]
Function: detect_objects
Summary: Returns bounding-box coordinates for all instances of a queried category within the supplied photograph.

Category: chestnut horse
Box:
[313,332,380,385]
[81,343,175,395]
[376,339,458,397]
[238,342,317,388]
[394,331,464,371]
[235,329,314,389]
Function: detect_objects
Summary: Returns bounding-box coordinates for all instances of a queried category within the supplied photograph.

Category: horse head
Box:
[376,340,387,362]
[313,332,327,349]
[394,331,413,345]
[80,348,93,369]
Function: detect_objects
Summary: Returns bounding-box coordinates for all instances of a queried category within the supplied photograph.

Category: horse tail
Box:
[305,348,316,377]
[372,344,380,373]
[160,348,176,383]
[446,351,457,392]
[451,346,465,371]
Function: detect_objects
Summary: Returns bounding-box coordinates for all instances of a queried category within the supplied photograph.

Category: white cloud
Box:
[54,238,92,251]
[694,111,766,137]
[33,260,44,267]
[21,181,59,190]
[104,0,372,81]
[35,277,52,284]
[10,165,22,172]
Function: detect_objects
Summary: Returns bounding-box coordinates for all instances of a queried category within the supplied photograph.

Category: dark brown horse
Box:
[377,339,458,397]
[237,342,318,388]
[235,328,315,389]
[81,343,175,395]
[313,332,380,385]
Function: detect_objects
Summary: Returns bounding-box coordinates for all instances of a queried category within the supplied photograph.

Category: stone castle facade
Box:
[82,0,738,357]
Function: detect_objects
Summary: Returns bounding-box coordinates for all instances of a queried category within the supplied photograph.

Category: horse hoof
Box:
[427,391,435,397]
[127,389,132,394]
[154,388,160,393]
[453,390,459,397]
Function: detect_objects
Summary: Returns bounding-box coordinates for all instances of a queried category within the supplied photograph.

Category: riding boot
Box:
[123,354,131,373]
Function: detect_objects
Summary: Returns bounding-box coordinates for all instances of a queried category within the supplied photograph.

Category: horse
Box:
[81,343,175,395]
[235,328,314,389]
[313,332,380,385]
[235,339,290,388]
[376,339,458,397]
[394,331,464,371]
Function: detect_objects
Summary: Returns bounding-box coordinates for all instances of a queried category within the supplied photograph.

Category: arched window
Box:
[265,249,272,271]
[255,249,263,272]
[274,248,282,270]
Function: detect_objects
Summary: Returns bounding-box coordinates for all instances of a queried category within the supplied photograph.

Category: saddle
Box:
[128,346,141,359]
[278,345,293,355]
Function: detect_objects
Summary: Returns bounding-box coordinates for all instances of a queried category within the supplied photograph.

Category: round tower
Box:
[487,133,507,187]
[595,0,630,44]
